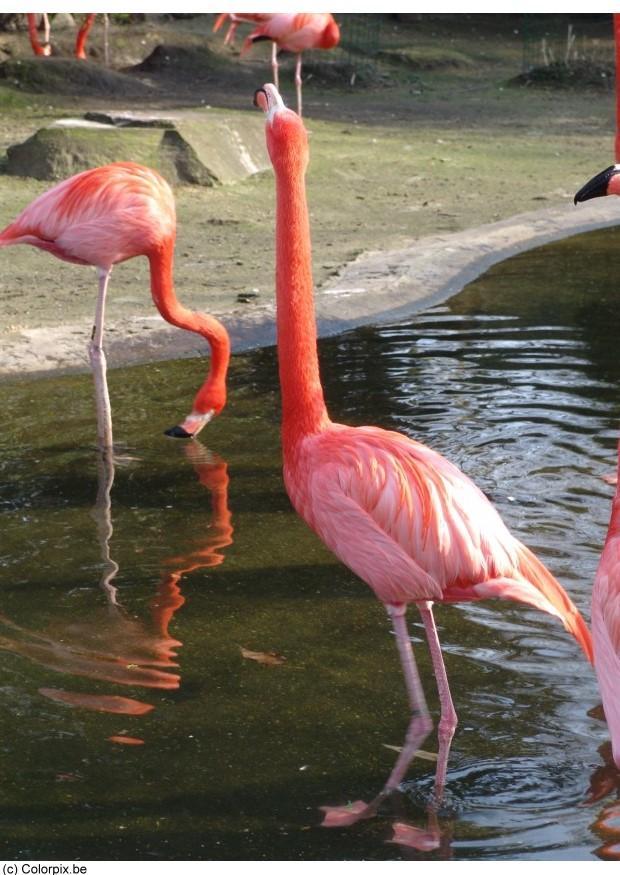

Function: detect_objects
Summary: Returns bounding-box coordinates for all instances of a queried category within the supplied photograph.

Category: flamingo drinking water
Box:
[0,162,230,449]
[255,83,593,823]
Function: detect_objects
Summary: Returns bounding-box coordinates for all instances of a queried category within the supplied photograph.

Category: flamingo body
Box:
[287,423,591,648]
[0,162,229,440]
[0,161,174,268]
[244,13,339,54]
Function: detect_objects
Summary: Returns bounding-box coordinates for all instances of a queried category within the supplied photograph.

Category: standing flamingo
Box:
[255,83,593,826]
[0,162,230,448]
[575,164,620,767]
[243,14,340,116]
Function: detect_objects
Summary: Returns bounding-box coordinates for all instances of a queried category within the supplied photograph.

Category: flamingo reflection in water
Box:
[586,742,620,861]
[0,441,233,738]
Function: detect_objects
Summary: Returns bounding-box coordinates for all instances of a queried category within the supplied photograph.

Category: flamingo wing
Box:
[307,461,443,604]
[288,424,593,661]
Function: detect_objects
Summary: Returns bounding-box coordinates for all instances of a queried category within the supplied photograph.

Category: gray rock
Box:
[5,109,270,186]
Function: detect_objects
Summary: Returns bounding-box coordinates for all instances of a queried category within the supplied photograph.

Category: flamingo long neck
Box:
[274,156,329,446]
[149,242,230,415]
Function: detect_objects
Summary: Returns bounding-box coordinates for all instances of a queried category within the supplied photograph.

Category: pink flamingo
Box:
[243,14,340,116]
[255,83,593,825]
[0,162,230,448]
[213,13,273,46]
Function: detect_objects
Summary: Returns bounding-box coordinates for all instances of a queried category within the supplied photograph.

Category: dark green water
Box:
[1,226,620,861]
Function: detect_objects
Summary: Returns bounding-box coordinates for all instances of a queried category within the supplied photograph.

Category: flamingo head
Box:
[254,83,308,173]
[574,165,620,204]
[42,43,52,57]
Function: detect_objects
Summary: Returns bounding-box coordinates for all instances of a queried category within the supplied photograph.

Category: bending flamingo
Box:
[575,165,620,767]
[243,14,340,116]
[255,83,593,824]
[0,162,230,448]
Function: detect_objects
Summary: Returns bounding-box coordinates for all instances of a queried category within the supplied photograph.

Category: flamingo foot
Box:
[603,472,618,486]
[388,821,440,851]
[320,800,373,827]
[165,410,214,439]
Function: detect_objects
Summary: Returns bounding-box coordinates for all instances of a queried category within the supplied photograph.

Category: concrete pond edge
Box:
[1,198,618,382]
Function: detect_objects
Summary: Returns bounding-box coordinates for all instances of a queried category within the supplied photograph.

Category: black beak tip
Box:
[164,425,193,439]
[574,165,617,206]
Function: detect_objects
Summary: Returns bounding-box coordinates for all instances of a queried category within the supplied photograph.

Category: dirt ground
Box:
[0,13,618,378]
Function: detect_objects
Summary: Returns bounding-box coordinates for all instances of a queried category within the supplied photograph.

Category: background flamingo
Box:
[213,13,274,46]
[0,162,230,449]
[26,13,108,63]
[243,14,340,115]
[575,164,620,767]
[255,82,593,827]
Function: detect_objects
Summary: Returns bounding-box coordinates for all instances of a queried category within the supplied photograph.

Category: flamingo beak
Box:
[164,410,215,439]
[253,83,286,118]
[574,165,619,204]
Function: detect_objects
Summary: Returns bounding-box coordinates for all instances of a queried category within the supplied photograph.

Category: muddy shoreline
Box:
[1,198,617,383]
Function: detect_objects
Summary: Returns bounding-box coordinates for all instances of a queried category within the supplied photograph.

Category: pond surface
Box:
[1,226,620,861]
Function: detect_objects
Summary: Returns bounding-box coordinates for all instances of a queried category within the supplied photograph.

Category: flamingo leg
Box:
[225,21,238,45]
[103,13,110,66]
[294,53,303,116]
[89,267,114,451]
[42,12,50,49]
[382,603,434,792]
[271,42,279,90]
[94,448,119,607]
[321,603,433,827]
[418,601,457,802]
